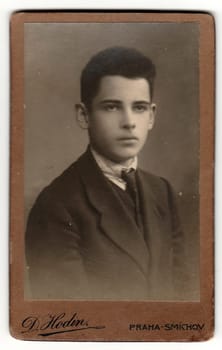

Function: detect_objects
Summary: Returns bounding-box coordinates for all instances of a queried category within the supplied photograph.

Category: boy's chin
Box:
[113,153,138,165]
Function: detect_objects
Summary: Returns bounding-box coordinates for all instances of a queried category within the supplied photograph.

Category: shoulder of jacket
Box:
[32,159,81,209]
[138,169,177,201]
[138,168,167,186]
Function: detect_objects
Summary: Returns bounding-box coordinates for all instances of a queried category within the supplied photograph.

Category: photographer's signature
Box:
[21,312,105,336]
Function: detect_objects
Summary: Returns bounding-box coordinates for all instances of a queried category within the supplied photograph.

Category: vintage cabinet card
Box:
[10,11,214,341]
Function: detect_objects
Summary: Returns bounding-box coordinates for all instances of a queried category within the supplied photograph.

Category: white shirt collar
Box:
[90,147,138,190]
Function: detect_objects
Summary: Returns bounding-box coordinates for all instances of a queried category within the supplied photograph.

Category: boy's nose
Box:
[121,109,136,129]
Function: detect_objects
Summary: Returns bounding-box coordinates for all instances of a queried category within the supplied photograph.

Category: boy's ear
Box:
[75,103,89,129]
[148,103,157,130]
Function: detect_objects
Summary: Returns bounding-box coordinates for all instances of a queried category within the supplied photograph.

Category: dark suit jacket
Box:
[26,148,187,300]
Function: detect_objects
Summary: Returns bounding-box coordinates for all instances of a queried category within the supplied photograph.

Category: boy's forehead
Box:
[95,75,151,100]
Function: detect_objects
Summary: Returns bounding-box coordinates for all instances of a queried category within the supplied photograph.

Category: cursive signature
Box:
[21,312,105,336]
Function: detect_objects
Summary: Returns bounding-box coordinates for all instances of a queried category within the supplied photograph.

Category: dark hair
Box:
[80,46,156,109]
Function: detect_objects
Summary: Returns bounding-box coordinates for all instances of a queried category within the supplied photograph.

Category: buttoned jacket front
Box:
[26,149,186,300]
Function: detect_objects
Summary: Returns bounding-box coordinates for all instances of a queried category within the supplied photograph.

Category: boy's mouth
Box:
[117,136,138,141]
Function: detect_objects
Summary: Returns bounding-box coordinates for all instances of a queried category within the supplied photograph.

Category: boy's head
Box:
[76,47,157,166]
[80,46,156,110]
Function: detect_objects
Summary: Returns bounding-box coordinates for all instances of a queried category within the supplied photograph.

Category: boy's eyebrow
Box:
[99,99,122,104]
[98,99,151,104]
[133,100,152,105]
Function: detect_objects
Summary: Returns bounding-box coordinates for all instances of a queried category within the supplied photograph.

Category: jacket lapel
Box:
[137,170,170,286]
[76,149,149,277]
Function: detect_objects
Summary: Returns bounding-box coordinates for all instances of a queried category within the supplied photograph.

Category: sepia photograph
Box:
[10,12,214,341]
[24,21,199,301]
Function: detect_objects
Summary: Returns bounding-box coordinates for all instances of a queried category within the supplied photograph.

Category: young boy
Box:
[26,46,186,300]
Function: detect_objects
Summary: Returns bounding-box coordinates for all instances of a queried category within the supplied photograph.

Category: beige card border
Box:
[10,11,215,341]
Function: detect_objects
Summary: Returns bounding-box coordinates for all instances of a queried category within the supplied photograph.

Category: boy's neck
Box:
[90,147,137,169]
[90,146,138,191]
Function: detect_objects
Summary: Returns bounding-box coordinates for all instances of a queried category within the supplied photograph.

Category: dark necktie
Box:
[121,169,143,232]
[121,169,138,203]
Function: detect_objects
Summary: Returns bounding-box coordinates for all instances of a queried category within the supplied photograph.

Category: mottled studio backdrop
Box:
[24,23,199,299]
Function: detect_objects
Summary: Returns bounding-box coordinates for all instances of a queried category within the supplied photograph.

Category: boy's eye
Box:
[103,104,120,111]
[100,102,150,112]
[133,104,148,112]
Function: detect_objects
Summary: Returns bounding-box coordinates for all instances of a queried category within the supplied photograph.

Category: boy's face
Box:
[80,75,156,166]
